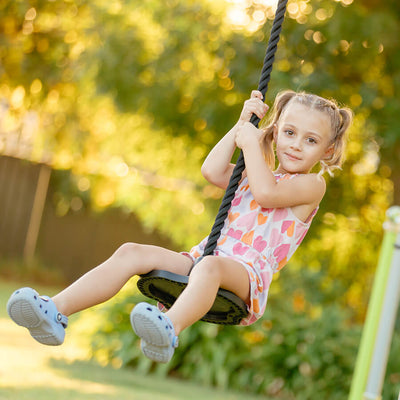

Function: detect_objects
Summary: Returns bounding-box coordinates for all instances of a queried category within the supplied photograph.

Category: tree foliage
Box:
[1,0,396,317]
[1,0,398,381]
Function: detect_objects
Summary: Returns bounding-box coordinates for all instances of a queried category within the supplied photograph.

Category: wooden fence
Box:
[0,155,49,261]
[0,155,174,282]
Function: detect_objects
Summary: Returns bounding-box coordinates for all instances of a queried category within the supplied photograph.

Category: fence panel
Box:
[0,156,42,258]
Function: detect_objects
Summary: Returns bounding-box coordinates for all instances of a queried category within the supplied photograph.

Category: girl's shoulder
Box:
[292,173,327,197]
[277,172,326,208]
[296,172,326,190]
[281,174,325,223]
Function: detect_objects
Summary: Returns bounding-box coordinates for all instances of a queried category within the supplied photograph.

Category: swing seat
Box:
[137,270,248,325]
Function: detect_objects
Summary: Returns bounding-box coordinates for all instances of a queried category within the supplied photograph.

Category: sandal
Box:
[7,287,68,346]
[130,302,178,363]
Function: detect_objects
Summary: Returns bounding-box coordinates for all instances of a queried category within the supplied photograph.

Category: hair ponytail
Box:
[319,106,353,176]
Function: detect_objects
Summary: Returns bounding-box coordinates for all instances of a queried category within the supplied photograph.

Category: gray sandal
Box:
[7,287,68,346]
[130,302,178,363]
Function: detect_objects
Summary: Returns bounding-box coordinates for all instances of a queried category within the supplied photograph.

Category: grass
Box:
[0,279,266,400]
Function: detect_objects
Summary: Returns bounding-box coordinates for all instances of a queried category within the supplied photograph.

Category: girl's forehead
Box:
[281,101,321,118]
[280,102,332,138]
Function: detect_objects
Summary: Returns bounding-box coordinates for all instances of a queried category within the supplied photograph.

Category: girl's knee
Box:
[114,242,143,260]
[111,242,151,274]
[190,256,223,280]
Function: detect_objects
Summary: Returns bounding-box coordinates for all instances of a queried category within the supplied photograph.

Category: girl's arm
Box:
[201,91,268,189]
[201,124,239,189]
[236,122,326,211]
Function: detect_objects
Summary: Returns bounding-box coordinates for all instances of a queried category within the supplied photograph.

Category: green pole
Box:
[348,207,400,400]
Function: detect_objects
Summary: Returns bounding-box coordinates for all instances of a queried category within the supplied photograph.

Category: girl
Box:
[7,90,352,363]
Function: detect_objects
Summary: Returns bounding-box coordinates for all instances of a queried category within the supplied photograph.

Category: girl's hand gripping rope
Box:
[238,90,269,125]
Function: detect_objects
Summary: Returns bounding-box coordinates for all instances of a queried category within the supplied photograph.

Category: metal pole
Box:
[349,206,400,400]
[363,206,400,400]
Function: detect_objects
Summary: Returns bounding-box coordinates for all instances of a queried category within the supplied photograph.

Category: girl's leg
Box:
[165,255,250,334]
[130,255,249,362]
[52,243,193,317]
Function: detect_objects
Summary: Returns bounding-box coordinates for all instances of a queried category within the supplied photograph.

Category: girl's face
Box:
[274,102,334,175]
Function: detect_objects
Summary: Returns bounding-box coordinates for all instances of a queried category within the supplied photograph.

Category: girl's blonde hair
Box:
[260,90,353,176]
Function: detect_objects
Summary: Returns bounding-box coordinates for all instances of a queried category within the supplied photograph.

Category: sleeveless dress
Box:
[182,173,318,326]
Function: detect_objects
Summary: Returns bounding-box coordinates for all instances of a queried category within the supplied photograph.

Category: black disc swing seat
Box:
[137,0,288,325]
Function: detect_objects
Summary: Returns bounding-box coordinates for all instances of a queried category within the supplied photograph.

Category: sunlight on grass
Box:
[0,321,121,397]
[0,281,118,397]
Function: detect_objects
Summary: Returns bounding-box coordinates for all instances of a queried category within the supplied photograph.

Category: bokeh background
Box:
[0,0,399,399]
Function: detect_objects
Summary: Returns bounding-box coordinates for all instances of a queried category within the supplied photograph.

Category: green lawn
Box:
[0,280,266,400]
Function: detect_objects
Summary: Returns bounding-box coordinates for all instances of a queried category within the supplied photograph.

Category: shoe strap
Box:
[172,336,179,348]
[163,314,179,348]
[56,312,68,328]
[41,295,68,328]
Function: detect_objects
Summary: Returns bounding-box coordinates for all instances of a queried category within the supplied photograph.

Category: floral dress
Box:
[183,173,318,325]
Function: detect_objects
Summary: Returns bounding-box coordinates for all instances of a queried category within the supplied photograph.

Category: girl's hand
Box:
[235,121,262,149]
[238,90,269,124]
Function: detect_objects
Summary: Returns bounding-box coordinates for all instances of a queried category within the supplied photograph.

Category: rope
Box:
[195,0,288,265]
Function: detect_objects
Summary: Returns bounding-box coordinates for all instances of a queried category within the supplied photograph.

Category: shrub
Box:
[87,293,359,398]
[86,268,400,399]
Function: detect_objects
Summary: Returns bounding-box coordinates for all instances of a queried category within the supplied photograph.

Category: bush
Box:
[86,288,358,398]
[85,268,400,399]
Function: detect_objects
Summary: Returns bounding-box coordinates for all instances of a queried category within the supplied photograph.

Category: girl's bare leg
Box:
[165,256,250,335]
[52,243,193,317]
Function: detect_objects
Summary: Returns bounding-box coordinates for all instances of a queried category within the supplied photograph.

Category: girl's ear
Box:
[323,143,335,160]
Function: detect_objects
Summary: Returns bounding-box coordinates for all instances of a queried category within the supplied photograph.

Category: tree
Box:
[0,0,396,316]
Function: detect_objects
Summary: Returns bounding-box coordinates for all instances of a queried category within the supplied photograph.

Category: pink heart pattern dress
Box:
[182,173,318,325]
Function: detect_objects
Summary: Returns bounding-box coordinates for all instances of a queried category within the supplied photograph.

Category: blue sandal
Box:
[130,302,178,363]
[6,287,68,346]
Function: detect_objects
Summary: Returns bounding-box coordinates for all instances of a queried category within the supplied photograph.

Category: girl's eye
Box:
[285,130,294,136]
[307,137,317,144]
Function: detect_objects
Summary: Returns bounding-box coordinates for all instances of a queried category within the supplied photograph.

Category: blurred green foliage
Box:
[1,0,396,318]
[1,0,399,395]
[85,271,400,399]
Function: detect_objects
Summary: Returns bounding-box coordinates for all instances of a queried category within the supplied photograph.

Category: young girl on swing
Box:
[7,89,352,363]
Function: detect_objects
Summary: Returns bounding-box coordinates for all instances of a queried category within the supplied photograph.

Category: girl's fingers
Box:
[240,92,269,122]
[251,90,263,100]
[243,100,268,118]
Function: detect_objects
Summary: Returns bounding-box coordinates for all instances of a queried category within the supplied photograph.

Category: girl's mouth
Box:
[285,152,301,161]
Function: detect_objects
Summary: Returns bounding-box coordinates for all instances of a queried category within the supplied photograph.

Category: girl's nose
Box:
[290,140,302,151]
